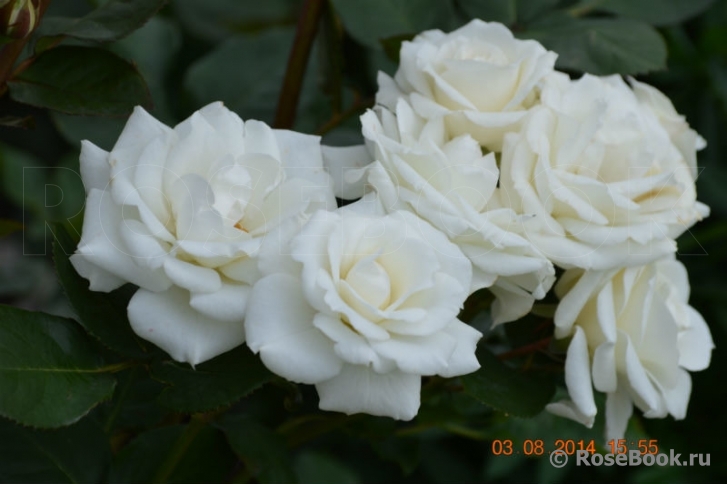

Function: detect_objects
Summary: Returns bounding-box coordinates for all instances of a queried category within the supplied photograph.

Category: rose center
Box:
[344,256,392,310]
[444,38,509,65]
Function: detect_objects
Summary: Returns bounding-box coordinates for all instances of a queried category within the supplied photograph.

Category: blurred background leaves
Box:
[0,0,725,482]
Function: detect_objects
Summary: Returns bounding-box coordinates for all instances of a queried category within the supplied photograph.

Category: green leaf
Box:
[8,46,152,116]
[522,14,667,75]
[112,17,182,124]
[516,0,564,23]
[380,33,415,63]
[457,0,517,25]
[370,436,421,475]
[330,0,456,48]
[0,219,23,238]
[172,0,299,43]
[184,28,325,132]
[295,451,361,484]
[108,424,236,484]
[461,345,555,417]
[0,143,45,215]
[51,113,127,152]
[99,367,166,432]
[53,225,151,359]
[39,0,167,43]
[587,0,715,26]
[218,415,297,484]
[419,439,479,484]
[0,305,116,427]
[0,417,111,484]
[152,345,273,413]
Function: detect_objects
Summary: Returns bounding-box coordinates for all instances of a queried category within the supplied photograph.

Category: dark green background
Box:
[0,0,725,482]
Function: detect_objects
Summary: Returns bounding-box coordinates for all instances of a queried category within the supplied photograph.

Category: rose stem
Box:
[273,0,325,129]
[150,412,218,484]
[315,94,374,135]
[496,336,552,360]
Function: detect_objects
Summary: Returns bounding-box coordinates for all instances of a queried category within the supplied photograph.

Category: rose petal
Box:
[316,364,421,421]
[564,327,597,421]
[245,273,342,384]
[190,282,250,323]
[79,141,110,194]
[321,144,373,200]
[163,257,221,293]
[128,286,245,365]
[605,388,633,442]
[372,330,456,376]
[437,320,482,377]
[72,188,171,292]
[678,306,714,371]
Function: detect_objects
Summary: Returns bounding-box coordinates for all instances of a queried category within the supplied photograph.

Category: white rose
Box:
[377,19,557,151]
[629,77,706,180]
[326,99,555,324]
[245,202,482,420]
[71,102,335,365]
[546,258,714,441]
[499,73,710,270]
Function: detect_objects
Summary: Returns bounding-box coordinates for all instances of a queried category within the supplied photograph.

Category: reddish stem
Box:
[273,0,326,129]
[497,336,552,360]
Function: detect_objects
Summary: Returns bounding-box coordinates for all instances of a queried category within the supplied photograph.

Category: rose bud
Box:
[1,0,40,39]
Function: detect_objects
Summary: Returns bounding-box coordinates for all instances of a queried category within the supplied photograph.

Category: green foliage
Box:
[457,0,518,25]
[295,451,361,484]
[219,415,297,484]
[171,0,299,42]
[0,218,22,237]
[0,0,725,482]
[152,346,273,413]
[108,423,236,484]
[38,0,166,43]
[53,226,152,359]
[330,0,456,48]
[524,14,667,75]
[0,305,116,428]
[8,47,152,116]
[184,28,325,131]
[461,345,555,418]
[586,0,715,26]
[0,417,111,484]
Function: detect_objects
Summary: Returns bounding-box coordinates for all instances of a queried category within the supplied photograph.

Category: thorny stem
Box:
[273,0,326,129]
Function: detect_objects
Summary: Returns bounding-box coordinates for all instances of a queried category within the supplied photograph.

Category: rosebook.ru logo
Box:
[549,449,710,468]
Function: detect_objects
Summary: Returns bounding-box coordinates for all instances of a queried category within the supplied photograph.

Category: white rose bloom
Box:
[499,73,710,270]
[71,102,335,365]
[377,19,557,151]
[245,202,482,420]
[629,77,706,179]
[326,99,554,324]
[546,258,714,441]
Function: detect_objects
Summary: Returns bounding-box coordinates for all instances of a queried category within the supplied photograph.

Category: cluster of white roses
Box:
[71,20,713,437]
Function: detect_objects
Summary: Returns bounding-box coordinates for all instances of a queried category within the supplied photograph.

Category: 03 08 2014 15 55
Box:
[489,439,661,456]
